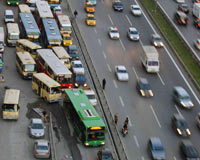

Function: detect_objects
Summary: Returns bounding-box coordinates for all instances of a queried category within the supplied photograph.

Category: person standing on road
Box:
[114,113,118,124]
[124,117,129,126]
[74,10,78,18]
[102,78,106,90]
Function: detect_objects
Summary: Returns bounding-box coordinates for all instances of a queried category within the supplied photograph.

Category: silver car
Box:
[29,118,45,138]
[151,34,164,47]
[34,140,50,159]
[115,65,129,81]
[71,60,85,75]
[108,27,120,39]
[127,27,140,41]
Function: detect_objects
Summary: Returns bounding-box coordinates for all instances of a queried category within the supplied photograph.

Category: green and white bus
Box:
[64,89,106,146]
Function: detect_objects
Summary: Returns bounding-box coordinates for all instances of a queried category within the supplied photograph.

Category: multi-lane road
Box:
[68,0,200,159]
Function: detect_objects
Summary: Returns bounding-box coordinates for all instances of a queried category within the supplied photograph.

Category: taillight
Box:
[35,152,39,155]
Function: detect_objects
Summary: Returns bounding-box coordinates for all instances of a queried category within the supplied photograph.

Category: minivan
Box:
[4,10,15,23]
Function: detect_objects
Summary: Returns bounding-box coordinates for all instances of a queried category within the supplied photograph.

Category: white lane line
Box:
[157,73,165,86]
[150,105,161,128]
[119,39,126,51]
[94,28,97,34]
[132,67,139,79]
[102,51,107,59]
[173,156,177,160]
[125,14,132,26]
[141,156,145,160]
[98,38,102,46]
[119,96,125,107]
[175,105,182,116]
[136,0,200,105]
[113,79,118,88]
[133,135,140,148]
[108,14,114,25]
[107,64,112,72]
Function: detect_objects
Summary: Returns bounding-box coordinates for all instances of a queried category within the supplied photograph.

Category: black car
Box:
[171,114,191,137]
[194,18,200,28]
[66,45,79,59]
[136,78,153,97]
[112,0,123,12]
[178,4,189,14]
[74,74,87,88]
[97,149,114,160]
[180,140,200,159]
[174,11,189,25]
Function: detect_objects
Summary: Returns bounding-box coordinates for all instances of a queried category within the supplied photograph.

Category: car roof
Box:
[176,11,187,17]
[181,140,193,146]
[73,60,82,64]
[174,86,189,97]
[133,5,140,8]
[139,78,148,84]
[36,140,49,146]
[5,10,13,14]
[150,137,162,146]
[32,118,43,124]
[152,34,161,38]
[117,65,126,70]
[129,27,137,31]
[173,114,185,120]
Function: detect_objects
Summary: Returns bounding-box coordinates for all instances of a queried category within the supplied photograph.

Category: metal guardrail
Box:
[139,0,200,91]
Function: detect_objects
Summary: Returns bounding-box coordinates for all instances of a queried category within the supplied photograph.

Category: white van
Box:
[4,10,15,23]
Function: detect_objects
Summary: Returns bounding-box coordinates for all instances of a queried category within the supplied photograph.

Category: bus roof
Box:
[17,39,42,50]
[18,4,31,13]
[64,89,105,128]
[42,18,62,40]
[36,1,53,19]
[37,49,72,76]
[19,13,40,35]
[6,23,20,34]
[4,89,20,105]
[57,15,71,26]
[16,52,36,64]
[33,73,60,88]
[52,46,71,59]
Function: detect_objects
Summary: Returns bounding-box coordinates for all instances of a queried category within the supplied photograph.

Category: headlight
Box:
[83,83,87,87]
[177,128,182,135]
[181,101,186,107]
[85,142,89,146]
[154,42,157,46]
[75,83,78,87]
[148,90,153,97]
[101,142,105,145]
[189,101,194,107]
[160,42,164,46]
[140,90,145,96]
[186,129,191,135]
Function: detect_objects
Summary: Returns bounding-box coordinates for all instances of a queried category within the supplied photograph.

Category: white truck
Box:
[141,45,160,73]
[0,27,5,54]
[193,3,200,18]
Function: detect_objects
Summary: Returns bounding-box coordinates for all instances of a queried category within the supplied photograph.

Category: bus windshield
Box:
[50,87,60,94]
[24,64,35,72]
[9,34,19,40]
[87,131,104,140]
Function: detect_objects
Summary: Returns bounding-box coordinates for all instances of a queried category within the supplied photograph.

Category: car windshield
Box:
[177,120,187,129]
[148,61,158,66]
[76,75,86,82]
[140,82,150,90]
[74,64,82,68]
[32,123,43,129]
[154,36,161,41]
[37,145,48,151]
[24,64,35,72]
[117,68,127,73]
[133,7,140,10]
[130,31,138,34]
[88,16,95,20]
[182,4,188,8]
[180,95,190,100]
[111,30,118,33]
[6,15,13,19]
[87,94,95,99]
[102,153,113,160]
[87,4,95,7]
[88,131,104,140]
[153,144,164,151]
[115,2,122,6]
[63,36,71,40]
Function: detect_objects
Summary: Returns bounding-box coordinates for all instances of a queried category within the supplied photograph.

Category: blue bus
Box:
[41,18,62,48]
[19,13,40,44]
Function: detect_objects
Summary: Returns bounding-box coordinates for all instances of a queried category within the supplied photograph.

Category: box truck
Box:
[193,3,200,18]
[0,27,5,54]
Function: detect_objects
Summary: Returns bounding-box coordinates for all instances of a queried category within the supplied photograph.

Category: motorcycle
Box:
[121,128,128,137]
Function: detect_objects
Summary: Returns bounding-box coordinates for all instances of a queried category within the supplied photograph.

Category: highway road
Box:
[156,0,200,61]
[68,0,200,159]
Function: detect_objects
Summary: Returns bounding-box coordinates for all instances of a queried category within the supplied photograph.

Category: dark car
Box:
[171,114,191,137]
[74,74,87,88]
[112,0,123,12]
[66,45,79,59]
[180,140,200,159]
[148,137,166,160]
[178,4,189,14]
[136,78,153,97]
[97,148,114,160]
[174,11,189,25]
[194,18,200,28]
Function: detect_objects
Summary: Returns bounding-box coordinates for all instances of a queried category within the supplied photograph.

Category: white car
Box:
[130,5,142,16]
[115,65,129,81]
[174,0,185,3]
[127,27,140,41]
[84,88,97,106]
[194,39,200,50]
[71,60,85,75]
[108,27,120,39]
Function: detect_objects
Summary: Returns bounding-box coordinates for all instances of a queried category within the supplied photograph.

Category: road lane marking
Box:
[113,79,118,88]
[119,96,125,107]
[125,15,132,26]
[119,39,126,51]
[135,0,200,105]
[175,105,182,116]
[132,67,139,79]
[107,64,112,72]
[173,156,177,160]
[133,135,140,148]
[98,38,102,46]
[157,73,165,86]
[94,28,97,34]
[102,51,107,59]
[150,105,161,128]
[141,157,145,160]
[108,14,114,25]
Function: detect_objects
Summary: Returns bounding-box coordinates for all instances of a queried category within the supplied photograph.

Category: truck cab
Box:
[141,46,159,73]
